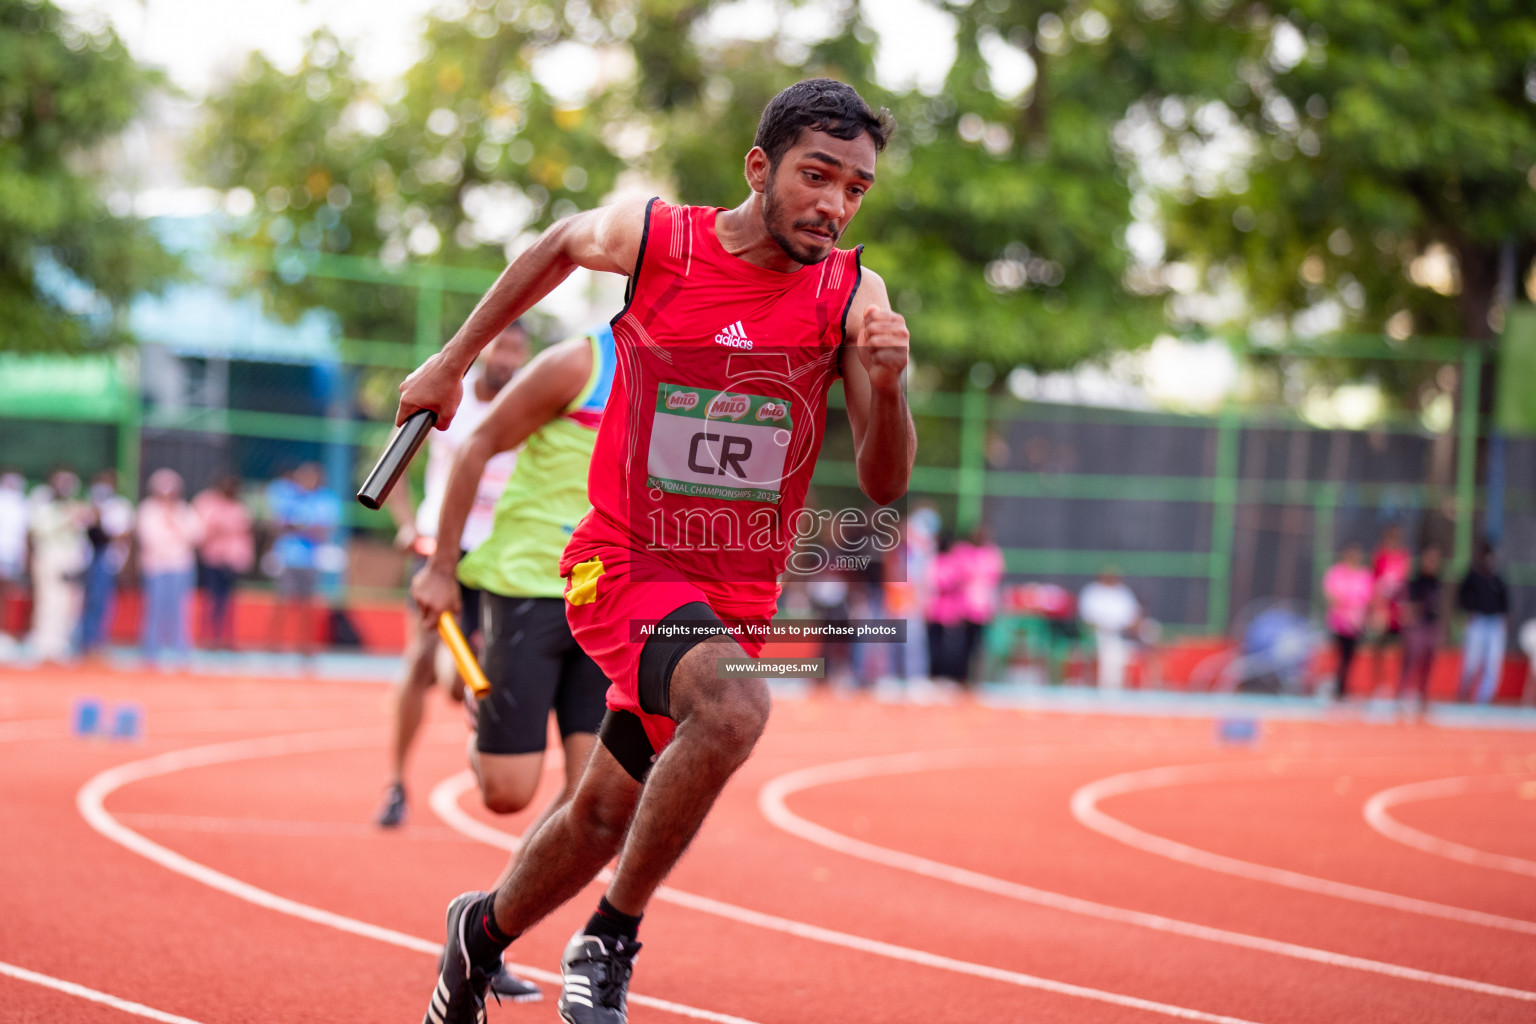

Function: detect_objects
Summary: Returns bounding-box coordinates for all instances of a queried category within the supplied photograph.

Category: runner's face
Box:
[482,329,529,392]
[761,129,877,266]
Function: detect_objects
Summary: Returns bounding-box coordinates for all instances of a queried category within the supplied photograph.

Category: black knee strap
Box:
[599,710,657,783]
[636,601,726,718]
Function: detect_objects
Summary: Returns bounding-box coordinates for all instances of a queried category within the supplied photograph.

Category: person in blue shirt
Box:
[265,462,340,656]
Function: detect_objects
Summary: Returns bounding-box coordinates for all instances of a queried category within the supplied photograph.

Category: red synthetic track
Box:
[2,666,1533,1023]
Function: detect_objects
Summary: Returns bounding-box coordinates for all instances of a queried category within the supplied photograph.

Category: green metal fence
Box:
[3,248,1530,634]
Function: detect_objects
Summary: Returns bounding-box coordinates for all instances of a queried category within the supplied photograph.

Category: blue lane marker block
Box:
[110,702,145,742]
[1216,717,1260,745]
[72,696,103,737]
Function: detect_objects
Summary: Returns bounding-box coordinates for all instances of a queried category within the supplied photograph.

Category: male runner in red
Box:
[400,79,912,1024]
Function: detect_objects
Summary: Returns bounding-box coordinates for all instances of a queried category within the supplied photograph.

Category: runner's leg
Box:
[488,740,643,934]
[387,613,439,785]
[488,732,598,890]
[603,632,769,914]
[474,596,566,813]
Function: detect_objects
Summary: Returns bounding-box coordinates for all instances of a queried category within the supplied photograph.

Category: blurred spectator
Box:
[925,531,969,683]
[265,462,340,656]
[1456,540,1509,704]
[883,508,937,682]
[27,469,89,663]
[843,511,891,688]
[1079,569,1140,691]
[805,570,852,688]
[137,469,204,667]
[1399,544,1443,713]
[0,471,28,647]
[956,525,1004,685]
[1368,524,1411,695]
[906,504,939,587]
[1322,542,1373,700]
[194,475,255,649]
[75,470,135,658]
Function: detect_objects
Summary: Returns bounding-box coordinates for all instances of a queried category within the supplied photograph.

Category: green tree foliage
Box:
[861,2,1164,369]
[187,34,390,331]
[643,3,1165,370]
[190,0,1173,372]
[1132,2,1536,350]
[189,14,625,351]
[0,0,176,352]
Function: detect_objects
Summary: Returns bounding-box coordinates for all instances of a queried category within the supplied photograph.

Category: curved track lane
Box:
[1363,775,1536,877]
[4,669,1534,1023]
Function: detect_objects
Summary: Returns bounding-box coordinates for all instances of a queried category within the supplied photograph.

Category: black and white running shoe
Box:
[489,962,542,1002]
[432,955,542,1003]
[422,892,496,1024]
[557,932,641,1024]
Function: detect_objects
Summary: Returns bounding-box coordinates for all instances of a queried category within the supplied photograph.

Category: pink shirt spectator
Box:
[955,540,1005,624]
[137,498,204,575]
[193,490,255,573]
[1323,562,1373,637]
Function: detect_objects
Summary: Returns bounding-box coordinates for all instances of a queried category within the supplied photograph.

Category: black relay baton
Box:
[356,408,436,510]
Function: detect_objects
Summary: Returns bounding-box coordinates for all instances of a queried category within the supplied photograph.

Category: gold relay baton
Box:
[437,611,490,700]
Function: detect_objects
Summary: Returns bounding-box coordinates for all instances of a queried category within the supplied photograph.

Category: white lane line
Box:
[430,770,1272,1024]
[758,750,1536,1003]
[75,729,763,1024]
[115,813,473,842]
[1364,775,1536,878]
[1071,762,1536,936]
[0,958,208,1023]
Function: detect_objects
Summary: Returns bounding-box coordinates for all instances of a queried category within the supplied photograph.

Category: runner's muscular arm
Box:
[842,268,916,506]
[411,337,595,623]
[395,196,646,430]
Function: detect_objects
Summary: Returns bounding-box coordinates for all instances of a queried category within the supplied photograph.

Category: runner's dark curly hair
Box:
[753,79,896,168]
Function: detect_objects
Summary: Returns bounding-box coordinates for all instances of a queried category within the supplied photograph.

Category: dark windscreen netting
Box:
[1001,415,1216,477]
[1235,424,1440,484]
[1501,437,1536,632]
[982,410,1223,631]
[986,495,1211,553]
[977,404,1514,634]
[1,421,117,481]
[138,430,232,496]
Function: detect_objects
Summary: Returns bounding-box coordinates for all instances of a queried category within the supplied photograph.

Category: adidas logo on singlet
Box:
[714,321,753,350]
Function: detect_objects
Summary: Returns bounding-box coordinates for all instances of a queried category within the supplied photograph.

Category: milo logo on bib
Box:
[648,383,794,503]
[706,393,750,420]
[666,390,700,412]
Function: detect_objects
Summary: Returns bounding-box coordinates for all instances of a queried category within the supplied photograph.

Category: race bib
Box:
[646,384,794,503]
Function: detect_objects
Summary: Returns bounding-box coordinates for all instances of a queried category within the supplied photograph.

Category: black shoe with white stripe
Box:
[431,944,540,1003]
[556,932,641,1024]
[422,892,497,1024]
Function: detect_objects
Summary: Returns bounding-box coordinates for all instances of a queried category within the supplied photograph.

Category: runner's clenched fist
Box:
[856,306,909,392]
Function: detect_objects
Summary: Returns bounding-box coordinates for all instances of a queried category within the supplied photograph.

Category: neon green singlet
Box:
[456,327,615,597]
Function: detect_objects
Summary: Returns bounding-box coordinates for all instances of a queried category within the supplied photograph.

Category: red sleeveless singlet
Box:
[560,198,864,609]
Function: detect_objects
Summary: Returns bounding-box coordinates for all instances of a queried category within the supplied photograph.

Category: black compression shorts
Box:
[476,594,608,756]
